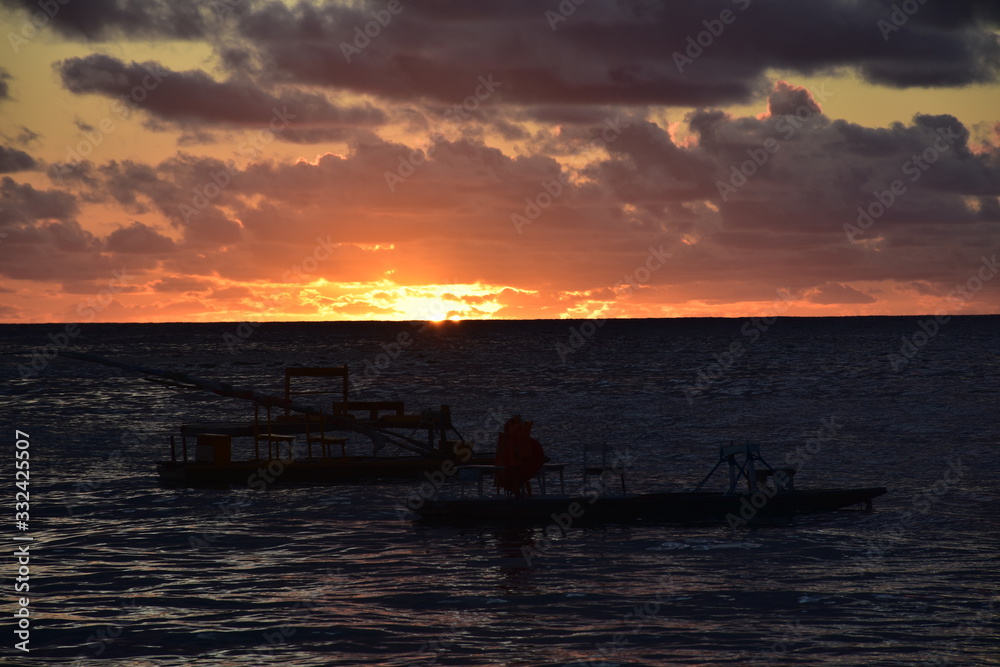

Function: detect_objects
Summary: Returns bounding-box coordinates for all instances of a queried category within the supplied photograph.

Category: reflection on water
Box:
[2,319,999,665]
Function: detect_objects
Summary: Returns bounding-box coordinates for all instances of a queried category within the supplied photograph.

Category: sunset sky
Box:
[0,0,998,322]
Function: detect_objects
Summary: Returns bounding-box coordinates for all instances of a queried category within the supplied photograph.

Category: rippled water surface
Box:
[3,318,999,666]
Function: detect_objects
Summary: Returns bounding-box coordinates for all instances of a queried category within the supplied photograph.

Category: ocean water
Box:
[2,317,998,666]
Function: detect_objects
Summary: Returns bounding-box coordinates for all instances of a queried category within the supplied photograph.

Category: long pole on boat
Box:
[59,350,434,455]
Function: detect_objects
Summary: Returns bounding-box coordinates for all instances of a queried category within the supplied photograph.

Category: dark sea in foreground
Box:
[2,316,998,666]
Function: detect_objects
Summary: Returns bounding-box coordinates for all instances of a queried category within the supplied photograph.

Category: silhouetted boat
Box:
[155,402,489,488]
[414,441,887,526]
[62,351,491,487]
[415,487,888,525]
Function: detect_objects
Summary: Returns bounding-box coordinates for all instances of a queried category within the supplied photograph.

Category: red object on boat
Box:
[494,416,546,498]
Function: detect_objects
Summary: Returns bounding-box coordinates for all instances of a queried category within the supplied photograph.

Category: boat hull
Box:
[157,454,495,487]
[414,487,888,525]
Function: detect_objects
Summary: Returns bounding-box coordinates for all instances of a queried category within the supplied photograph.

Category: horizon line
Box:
[3,313,999,326]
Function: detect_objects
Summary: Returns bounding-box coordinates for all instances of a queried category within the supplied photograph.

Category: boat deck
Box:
[157,453,495,487]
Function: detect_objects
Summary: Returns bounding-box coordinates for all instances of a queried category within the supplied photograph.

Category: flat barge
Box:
[415,439,887,526]
[60,352,490,487]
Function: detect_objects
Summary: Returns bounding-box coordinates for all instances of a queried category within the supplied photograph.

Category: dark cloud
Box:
[0,0,207,41]
[0,67,10,101]
[0,217,108,283]
[210,285,254,299]
[807,282,878,305]
[150,276,212,293]
[57,54,385,138]
[678,102,1000,242]
[106,221,177,254]
[0,179,85,280]
[0,145,37,172]
[766,81,822,117]
[0,178,160,286]
[11,0,997,112]
[220,0,1000,110]
[0,177,77,227]
[600,118,714,189]
[237,1,757,107]
[12,126,41,146]
[73,119,97,134]
[2,0,996,115]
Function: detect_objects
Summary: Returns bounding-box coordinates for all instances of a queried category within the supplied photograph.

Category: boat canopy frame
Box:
[694,442,778,495]
[62,350,467,459]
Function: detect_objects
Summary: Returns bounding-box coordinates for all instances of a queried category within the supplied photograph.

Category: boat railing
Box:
[582,442,626,494]
[451,463,567,498]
